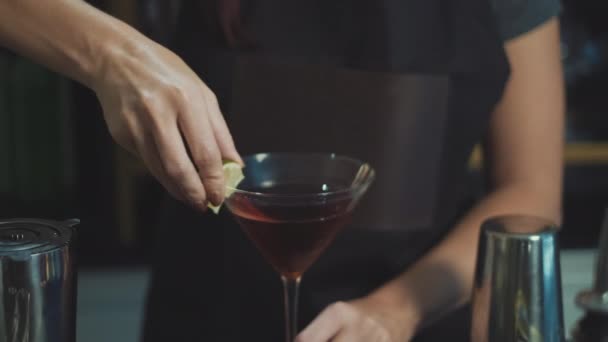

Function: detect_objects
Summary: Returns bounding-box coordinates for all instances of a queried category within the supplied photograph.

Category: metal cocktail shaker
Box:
[471,215,565,342]
[0,218,78,342]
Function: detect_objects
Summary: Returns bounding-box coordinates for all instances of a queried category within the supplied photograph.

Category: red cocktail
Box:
[224,153,375,342]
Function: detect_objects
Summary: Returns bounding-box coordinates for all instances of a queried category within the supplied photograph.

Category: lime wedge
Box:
[208,161,245,214]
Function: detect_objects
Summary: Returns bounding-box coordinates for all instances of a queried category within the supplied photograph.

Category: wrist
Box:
[85,22,145,89]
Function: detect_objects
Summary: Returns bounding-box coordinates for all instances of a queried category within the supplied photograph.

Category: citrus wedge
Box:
[208,161,245,214]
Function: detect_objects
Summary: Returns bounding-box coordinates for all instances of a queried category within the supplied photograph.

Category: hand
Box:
[296,296,417,342]
[91,36,242,210]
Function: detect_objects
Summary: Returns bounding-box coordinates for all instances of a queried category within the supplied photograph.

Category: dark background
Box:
[1,0,608,268]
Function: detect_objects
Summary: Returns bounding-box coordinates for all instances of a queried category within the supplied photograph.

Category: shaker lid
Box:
[481,214,558,238]
[0,218,76,256]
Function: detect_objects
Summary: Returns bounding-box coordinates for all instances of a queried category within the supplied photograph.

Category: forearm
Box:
[381,19,566,332]
[0,0,142,87]
[369,183,562,331]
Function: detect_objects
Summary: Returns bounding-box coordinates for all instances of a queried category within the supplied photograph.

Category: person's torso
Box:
[154,1,510,339]
[173,0,509,233]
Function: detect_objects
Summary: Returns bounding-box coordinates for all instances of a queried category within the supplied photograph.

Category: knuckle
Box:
[364,318,390,341]
[193,150,222,174]
[138,100,164,127]
[164,162,189,180]
[137,91,175,131]
[203,176,224,200]
[374,330,390,342]
[168,84,191,104]
[107,123,134,149]
[203,166,223,182]
[363,316,378,329]
[378,329,392,341]
[123,116,140,139]
[137,91,160,115]
[329,301,350,316]
[146,117,167,137]
[203,88,219,107]
[214,123,235,142]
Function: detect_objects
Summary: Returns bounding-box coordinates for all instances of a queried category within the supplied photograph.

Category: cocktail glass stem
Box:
[281,275,301,342]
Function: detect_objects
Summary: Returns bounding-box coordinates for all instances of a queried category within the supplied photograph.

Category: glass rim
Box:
[225,152,376,199]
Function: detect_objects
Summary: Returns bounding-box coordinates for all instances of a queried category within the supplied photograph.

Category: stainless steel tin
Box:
[471,215,564,342]
[0,218,78,342]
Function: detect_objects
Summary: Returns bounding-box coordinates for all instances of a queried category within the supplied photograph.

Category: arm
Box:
[0,0,131,86]
[0,0,241,208]
[374,17,565,329]
[297,17,564,342]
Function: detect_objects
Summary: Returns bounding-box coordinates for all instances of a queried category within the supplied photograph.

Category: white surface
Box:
[77,268,150,342]
[561,249,597,338]
[75,250,597,342]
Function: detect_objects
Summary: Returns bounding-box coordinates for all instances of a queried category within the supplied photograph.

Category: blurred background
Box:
[1,0,608,341]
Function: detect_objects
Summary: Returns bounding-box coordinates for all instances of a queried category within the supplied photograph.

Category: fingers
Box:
[152,117,210,211]
[297,301,393,342]
[204,90,243,165]
[296,302,350,342]
[128,84,236,208]
[134,129,183,201]
[331,332,364,342]
[108,108,184,201]
[175,89,225,206]
[96,37,236,209]
[331,327,385,342]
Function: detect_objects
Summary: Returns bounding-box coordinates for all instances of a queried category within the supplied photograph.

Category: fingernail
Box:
[211,190,224,206]
[232,153,244,165]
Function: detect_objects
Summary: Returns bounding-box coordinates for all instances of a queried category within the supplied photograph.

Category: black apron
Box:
[143,1,509,341]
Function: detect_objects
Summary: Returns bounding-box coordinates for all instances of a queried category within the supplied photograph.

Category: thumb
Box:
[296,302,350,342]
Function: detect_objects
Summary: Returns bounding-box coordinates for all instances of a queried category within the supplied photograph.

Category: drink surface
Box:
[227,183,352,279]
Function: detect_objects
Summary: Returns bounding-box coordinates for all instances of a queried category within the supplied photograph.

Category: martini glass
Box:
[224,153,375,342]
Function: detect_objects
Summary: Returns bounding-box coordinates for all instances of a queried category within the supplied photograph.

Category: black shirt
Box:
[144,1,561,341]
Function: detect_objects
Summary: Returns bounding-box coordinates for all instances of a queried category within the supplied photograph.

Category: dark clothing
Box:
[143,0,559,341]
[490,0,561,40]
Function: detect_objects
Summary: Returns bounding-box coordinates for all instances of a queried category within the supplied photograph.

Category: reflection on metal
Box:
[9,288,30,342]
[471,215,565,342]
[0,219,77,342]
